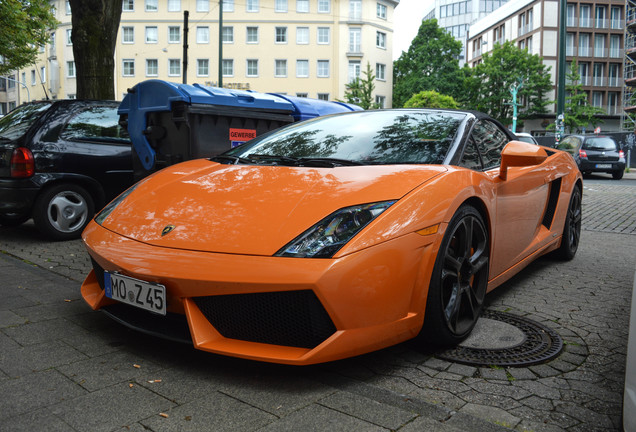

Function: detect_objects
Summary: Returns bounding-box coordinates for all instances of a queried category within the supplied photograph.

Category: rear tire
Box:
[552,186,581,261]
[612,170,624,180]
[33,183,94,241]
[419,205,490,346]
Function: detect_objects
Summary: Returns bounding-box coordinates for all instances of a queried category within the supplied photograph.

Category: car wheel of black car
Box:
[612,170,624,180]
[552,186,582,261]
[33,183,95,241]
[0,213,30,227]
[421,204,490,346]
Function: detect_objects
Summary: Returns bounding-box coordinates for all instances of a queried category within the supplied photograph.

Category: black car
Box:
[556,134,626,180]
[0,100,133,240]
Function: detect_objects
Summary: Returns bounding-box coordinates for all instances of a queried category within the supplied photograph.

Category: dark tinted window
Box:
[470,120,508,169]
[0,103,52,140]
[460,140,482,170]
[582,137,618,151]
[225,110,465,165]
[61,106,130,144]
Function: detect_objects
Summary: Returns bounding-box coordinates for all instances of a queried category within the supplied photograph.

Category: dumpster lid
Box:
[269,93,362,121]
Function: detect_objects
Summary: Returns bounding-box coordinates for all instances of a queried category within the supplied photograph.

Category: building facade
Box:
[0,0,398,114]
[466,0,624,133]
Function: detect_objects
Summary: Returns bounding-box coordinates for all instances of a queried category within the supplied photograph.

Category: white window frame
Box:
[168,0,180,11]
[275,59,287,77]
[222,26,234,43]
[297,0,309,13]
[31,70,36,86]
[377,2,387,19]
[317,93,329,101]
[275,27,288,43]
[197,0,209,12]
[349,28,361,52]
[66,29,72,45]
[296,59,309,77]
[197,26,210,44]
[145,0,158,12]
[247,0,259,12]
[146,59,158,76]
[145,26,158,44]
[40,67,45,84]
[348,60,361,82]
[222,59,234,77]
[296,27,309,44]
[246,59,259,77]
[376,31,386,49]
[317,60,330,77]
[375,95,386,109]
[275,0,287,12]
[67,61,76,77]
[123,59,135,77]
[168,26,180,43]
[376,63,386,81]
[168,59,181,76]
[123,0,134,12]
[197,59,209,77]
[246,26,259,43]
[122,26,134,44]
[317,27,330,44]
[318,0,330,13]
[223,0,234,12]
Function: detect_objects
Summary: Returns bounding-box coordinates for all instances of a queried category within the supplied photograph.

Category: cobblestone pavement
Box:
[0,174,635,431]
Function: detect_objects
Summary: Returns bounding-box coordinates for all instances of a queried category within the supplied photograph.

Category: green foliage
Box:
[392,19,464,108]
[343,63,379,110]
[463,41,552,126]
[404,90,458,109]
[0,0,57,75]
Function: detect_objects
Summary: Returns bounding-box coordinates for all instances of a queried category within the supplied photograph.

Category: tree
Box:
[464,41,552,126]
[344,63,379,110]
[392,19,464,108]
[555,60,605,133]
[0,0,57,75]
[68,0,122,100]
[404,90,458,109]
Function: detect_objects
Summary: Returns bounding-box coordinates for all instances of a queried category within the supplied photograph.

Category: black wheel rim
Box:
[567,189,582,252]
[440,215,489,336]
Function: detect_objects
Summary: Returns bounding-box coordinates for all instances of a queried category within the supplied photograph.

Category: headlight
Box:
[275,201,396,258]
[94,182,141,225]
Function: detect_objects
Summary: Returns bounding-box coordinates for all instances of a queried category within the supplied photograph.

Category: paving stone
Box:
[456,403,521,429]
[447,363,477,377]
[0,340,87,377]
[0,310,27,328]
[397,416,467,432]
[0,409,75,432]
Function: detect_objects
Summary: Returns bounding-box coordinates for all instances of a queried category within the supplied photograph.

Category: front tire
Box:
[552,186,581,261]
[612,170,624,180]
[33,183,95,241]
[420,205,490,346]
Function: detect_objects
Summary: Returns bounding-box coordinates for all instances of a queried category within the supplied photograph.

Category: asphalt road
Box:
[1,172,635,431]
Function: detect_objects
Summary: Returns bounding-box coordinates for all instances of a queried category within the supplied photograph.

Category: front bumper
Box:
[81,222,440,365]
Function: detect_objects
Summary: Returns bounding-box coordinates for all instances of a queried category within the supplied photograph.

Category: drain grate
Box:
[437,310,563,367]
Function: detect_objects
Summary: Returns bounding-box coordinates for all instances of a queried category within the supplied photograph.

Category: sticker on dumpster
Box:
[229,128,257,141]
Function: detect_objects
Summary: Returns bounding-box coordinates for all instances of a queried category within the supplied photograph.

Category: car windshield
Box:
[222,110,465,166]
[0,103,52,140]
[583,137,617,151]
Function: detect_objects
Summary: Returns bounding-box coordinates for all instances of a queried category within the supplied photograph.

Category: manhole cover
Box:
[437,310,563,367]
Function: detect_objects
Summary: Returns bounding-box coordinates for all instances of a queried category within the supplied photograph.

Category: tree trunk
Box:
[69,0,122,100]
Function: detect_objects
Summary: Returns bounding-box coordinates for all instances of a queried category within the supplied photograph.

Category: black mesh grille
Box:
[542,177,562,229]
[193,290,337,349]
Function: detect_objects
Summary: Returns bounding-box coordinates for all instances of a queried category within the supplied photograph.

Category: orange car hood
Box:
[101,160,447,255]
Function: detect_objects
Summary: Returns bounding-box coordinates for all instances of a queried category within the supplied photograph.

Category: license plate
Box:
[596,164,612,169]
[105,272,166,315]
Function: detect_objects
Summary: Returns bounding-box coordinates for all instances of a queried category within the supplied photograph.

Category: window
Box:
[247,59,258,77]
[66,29,72,45]
[197,26,210,43]
[376,63,386,80]
[579,62,589,85]
[611,6,622,29]
[578,33,590,56]
[317,60,329,77]
[21,72,26,86]
[296,93,308,98]
[276,27,288,43]
[317,93,329,101]
[65,1,71,14]
[122,26,134,43]
[222,26,234,43]
[145,26,158,43]
[566,4,576,26]
[275,0,287,12]
[123,59,135,76]
[197,0,209,12]
[375,95,385,108]
[317,27,330,44]
[376,31,386,49]
[566,32,575,56]
[146,59,158,76]
[580,4,591,27]
[61,107,130,143]
[593,34,605,57]
[348,60,361,82]
[123,0,134,11]
[145,0,157,11]
[593,62,604,86]
[197,59,209,76]
[609,63,620,86]
[247,27,259,43]
[297,0,309,12]
[610,35,621,58]
[469,121,508,169]
[592,91,603,107]
[247,0,258,12]
[296,60,309,77]
[350,0,361,20]
[223,0,234,12]
[297,27,309,44]
[222,59,234,77]
[377,2,387,19]
[318,0,330,12]
[608,92,619,114]
[168,0,180,11]
[31,70,36,86]
[169,26,180,43]
[349,28,361,52]
[595,5,607,28]
[169,59,180,76]
[460,140,482,170]
[67,61,76,77]
[275,59,287,77]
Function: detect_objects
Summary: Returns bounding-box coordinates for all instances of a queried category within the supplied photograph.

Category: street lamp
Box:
[509,78,524,134]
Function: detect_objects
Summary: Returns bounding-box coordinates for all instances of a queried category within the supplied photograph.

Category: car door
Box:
[57,104,134,201]
[467,120,551,279]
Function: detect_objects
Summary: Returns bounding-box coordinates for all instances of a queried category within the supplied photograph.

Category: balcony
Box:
[608,77,624,87]
[609,48,624,58]
[578,47,591,57]
[579,17,593,28]
[594,47,607,58]
[592,76,605,86]
[595,19,609,29]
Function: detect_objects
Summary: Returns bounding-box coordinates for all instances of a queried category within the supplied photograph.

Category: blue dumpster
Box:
[119,80,361,180]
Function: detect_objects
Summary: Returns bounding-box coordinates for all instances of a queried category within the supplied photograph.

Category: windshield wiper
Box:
[247,154,299,165]
[210,155,254,165]
[297,157,363,167]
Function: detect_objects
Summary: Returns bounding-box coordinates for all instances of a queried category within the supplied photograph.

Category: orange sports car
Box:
[81,109,582,365]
